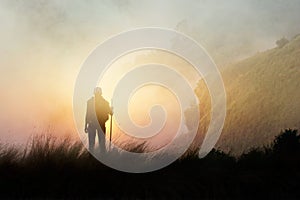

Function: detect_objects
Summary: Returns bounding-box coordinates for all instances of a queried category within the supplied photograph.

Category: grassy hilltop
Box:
[194,35,300,155]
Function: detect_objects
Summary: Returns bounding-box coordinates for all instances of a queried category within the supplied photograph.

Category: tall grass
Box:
[0,129,300,199]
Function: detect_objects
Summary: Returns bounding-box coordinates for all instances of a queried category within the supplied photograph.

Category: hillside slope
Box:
[208,35,300,155]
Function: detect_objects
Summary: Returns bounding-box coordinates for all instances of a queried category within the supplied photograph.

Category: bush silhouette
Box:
[273,129,300,154]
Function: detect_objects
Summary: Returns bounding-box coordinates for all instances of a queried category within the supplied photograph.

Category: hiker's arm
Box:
[109,106,113,115]
[109,103,113,115]
[105,100,113,115]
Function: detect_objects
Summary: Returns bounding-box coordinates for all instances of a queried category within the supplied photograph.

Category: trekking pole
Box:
[109,101,113,150]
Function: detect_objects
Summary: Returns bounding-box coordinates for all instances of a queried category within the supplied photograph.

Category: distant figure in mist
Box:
[85,87,112,153]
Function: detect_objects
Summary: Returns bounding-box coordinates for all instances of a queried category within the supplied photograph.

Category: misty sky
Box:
[1,0,300,143]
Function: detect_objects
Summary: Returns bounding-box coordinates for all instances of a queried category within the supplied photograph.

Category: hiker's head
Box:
[94,87,102,96]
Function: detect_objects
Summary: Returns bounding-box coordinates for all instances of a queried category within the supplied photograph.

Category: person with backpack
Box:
[85,87,112,153]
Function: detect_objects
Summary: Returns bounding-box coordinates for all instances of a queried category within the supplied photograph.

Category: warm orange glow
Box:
[97,49,201,148]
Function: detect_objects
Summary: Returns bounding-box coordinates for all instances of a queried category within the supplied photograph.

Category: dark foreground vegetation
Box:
[1,129,300,199]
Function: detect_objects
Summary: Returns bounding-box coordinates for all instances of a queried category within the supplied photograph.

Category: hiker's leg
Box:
[88,127,96,152]
[100,122,106,135]
[97,123,106,153]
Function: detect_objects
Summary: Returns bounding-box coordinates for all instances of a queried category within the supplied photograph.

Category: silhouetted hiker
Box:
[85,87,112,153]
